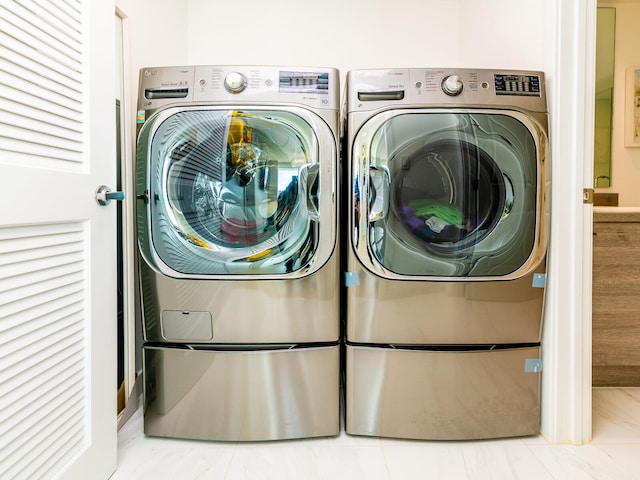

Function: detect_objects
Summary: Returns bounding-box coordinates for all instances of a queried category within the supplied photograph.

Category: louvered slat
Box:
[0,60,83,108]
[0,0,84,171]
[0,4,82,69]
[0,31,83,93]
[0,221,87,480]
[14,0,82,51]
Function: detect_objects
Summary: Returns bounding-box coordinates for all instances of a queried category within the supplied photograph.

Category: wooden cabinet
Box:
[593,212,640,386]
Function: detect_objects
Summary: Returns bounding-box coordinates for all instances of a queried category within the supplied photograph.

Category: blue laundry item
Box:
[398,206,436,240]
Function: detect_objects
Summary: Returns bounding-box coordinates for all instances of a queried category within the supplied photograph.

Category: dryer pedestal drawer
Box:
[143,344,340,441]
[345,344,541,440]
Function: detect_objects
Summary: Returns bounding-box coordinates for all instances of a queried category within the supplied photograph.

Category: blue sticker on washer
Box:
[532,273,546,288]
[344,271,360,287]
[524,358,543,373]
[136,110,145,123]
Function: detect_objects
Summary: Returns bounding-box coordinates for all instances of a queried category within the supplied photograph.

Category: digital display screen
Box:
[494,74,541,96]
[279,71,329,94]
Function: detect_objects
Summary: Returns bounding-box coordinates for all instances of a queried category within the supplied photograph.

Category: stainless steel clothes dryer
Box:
[136,66,340,441]
[344,68,550,440]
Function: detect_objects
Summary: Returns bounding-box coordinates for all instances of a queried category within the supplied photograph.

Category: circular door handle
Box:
[96,185,125,206]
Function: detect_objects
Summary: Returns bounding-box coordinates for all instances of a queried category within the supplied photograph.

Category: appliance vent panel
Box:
[0,0,85,170]
[0,222,88,479]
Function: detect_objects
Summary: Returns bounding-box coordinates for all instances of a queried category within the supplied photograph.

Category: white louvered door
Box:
[0,1,117,479]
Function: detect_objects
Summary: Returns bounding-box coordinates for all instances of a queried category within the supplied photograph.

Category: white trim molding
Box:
[541,0,595,445]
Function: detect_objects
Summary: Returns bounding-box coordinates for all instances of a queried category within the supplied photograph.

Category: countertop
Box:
[594,207,640,222]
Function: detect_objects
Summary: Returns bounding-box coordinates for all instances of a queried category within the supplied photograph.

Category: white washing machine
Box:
[344,68,550,440]
[136,65,340,441]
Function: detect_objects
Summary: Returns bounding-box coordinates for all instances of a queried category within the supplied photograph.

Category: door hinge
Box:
[583,188,594,204]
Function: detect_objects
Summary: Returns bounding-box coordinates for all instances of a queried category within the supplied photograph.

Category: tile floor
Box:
[111,388,640,479]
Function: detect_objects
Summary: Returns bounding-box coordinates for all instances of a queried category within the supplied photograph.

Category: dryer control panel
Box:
[347,68,547,114]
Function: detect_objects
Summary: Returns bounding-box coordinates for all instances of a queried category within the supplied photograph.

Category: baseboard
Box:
[117,373,142,431]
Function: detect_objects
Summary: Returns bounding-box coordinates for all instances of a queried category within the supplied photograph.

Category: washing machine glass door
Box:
[137,107,336,277]
[353,110,549,279]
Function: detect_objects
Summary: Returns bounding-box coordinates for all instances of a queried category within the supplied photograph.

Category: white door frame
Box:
[541,0,595,445]
[115,6,140,427]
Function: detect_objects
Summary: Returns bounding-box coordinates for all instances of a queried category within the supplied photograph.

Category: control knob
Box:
[441,74,464,96]
[224,72,247,93]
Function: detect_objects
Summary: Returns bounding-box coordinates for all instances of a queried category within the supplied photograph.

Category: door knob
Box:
[95,185,125,206]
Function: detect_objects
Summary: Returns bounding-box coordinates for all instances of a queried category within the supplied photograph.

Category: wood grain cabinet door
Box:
[592,221,640,386]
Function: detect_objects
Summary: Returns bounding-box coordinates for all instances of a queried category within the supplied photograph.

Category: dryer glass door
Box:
[353,110,548,279]
[138,107,335,277]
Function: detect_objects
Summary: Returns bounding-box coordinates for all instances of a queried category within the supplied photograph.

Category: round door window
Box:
[143,109,323,275]
[357,111,540,278]
[164,114,300,249]
[392,138,506,251]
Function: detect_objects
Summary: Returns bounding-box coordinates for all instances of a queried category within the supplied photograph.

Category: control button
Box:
[441,74,464,96]
[224,72,247,93]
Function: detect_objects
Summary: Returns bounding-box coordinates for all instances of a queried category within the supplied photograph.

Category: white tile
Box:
[593,388,640,444]
[382,444,468,480]
[111,434,235,480]
[112,388,640,480]
[527,444,640,480]
[460,445,553,479]
[596,445,640,479]
[224,445,389,480]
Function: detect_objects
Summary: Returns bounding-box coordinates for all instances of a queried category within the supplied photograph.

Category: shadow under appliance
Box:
[344,68,550,440]
[136,65,340,441]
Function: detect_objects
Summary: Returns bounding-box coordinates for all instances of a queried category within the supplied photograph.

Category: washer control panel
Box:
[278,70,330,94]
[138,65,339,113]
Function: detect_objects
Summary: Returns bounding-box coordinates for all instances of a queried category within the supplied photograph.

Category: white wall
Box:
[185,0,546,87]
[117,0,188,65]
[599,2,640,206]
[116,0,189,145]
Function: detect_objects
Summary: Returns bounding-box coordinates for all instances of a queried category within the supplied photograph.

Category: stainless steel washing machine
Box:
[136,65,340,441]
[344,68,550,440]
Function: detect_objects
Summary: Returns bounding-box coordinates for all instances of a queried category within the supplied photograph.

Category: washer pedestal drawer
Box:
[345,344,541,440]
[143,344,340,441]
